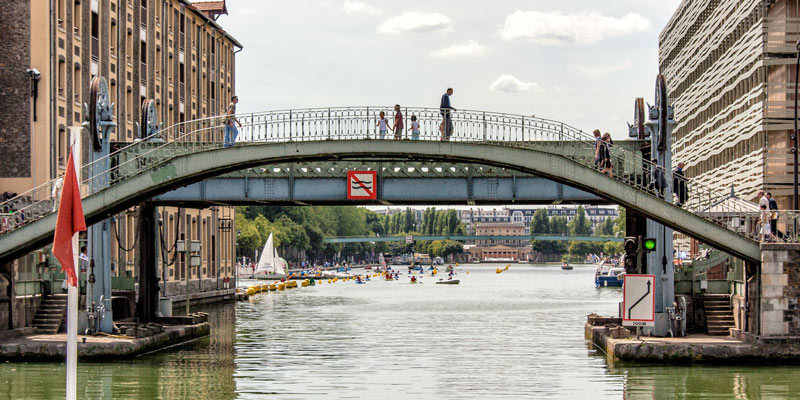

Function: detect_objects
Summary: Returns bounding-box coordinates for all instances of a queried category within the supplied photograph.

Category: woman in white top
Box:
[408,115,420,140]
[376,111,391,139]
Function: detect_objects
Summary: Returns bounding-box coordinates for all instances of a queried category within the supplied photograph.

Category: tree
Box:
[568,206,592,236]
[446,209,460,234]
[404,207,416,232]
[530,209,550,234]
[550,216,569,235]
[598,218,614,236]
[603,241,623,256]
[613,207,626,237]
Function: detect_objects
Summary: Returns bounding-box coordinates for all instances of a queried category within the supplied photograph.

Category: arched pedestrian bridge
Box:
[0,106,762,263]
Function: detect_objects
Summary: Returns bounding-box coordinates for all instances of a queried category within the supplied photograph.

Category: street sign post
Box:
[347,171,377,200]
[622,274,655,328]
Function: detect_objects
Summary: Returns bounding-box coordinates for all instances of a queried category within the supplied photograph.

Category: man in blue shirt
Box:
[440,88,456,141]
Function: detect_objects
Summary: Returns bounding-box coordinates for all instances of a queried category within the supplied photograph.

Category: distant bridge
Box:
[322,235,624,243]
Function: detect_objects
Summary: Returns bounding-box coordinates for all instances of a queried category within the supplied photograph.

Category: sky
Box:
[222,0,682,139]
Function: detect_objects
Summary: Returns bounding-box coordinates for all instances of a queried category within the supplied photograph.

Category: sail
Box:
[274,257,288,276]
[254,233,275,274]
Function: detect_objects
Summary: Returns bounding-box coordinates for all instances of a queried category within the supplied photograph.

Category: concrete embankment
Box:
[0,317,210,361]
[585,315,800,362]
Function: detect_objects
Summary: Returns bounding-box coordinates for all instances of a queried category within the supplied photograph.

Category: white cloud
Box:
[378,11,454,34]
[499,10,651,45]
[489,75,543,93]
[342,0,380,15]
[577,60,634,78]
[430,40,487,59]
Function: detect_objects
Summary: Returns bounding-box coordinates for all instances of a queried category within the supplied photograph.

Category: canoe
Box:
[436,279,460,285]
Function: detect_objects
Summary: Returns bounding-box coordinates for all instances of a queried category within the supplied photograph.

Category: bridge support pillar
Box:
[756,244,800,339]
[88,218,114,333]
[136,202,158,323]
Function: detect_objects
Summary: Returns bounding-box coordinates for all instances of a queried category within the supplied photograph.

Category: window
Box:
[126,31,133,64]
[58,60,65,97]
[91,12,99,61]
[58,128,66,167]
[58,0,65,27]
[73,66,80,104]
[140,0,146,28]
[110,20,117,53]
[73,0,80,36]
[126,88,132,122]
[140,40,147,83]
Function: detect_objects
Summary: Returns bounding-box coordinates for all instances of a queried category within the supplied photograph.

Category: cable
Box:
[113,217,138,252]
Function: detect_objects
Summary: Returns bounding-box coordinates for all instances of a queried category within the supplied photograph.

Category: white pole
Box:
[65,129,81,400]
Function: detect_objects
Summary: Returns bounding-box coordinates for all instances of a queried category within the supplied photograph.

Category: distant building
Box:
[459,206,617,235]
[474,222,526,246]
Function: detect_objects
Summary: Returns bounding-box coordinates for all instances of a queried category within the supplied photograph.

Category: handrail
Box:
[0,106,759,242]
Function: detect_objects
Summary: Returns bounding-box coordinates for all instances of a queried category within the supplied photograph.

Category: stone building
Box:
[0,0,241,329]
[660,0,798,207]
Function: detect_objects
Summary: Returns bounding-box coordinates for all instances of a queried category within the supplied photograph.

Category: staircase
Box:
[703,294,735,336]
[32,294,68,334]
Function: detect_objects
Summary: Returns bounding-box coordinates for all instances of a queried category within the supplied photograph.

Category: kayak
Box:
[436,279,460,285]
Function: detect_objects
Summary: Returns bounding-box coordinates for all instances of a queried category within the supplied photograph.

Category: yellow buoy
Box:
[301,279,310,287]
[466,271,470,274]
[278,283,286,290]
[246,288,256,296]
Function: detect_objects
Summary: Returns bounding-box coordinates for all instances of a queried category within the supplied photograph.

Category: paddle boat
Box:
[436,279,460,285]
[561,262,573,270]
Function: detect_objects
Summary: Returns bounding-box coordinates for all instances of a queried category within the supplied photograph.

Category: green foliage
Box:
[568,206,592,235]
[613,206,626,237]
[603,241,623,256]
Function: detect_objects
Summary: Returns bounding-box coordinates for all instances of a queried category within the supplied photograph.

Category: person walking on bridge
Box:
[393,104,404,140]
[223,96,242,148]
[673,162,688,207]
[598,133,613,178]
[593,130,602,168]
[767,192,783,240]
[440,88,456,141]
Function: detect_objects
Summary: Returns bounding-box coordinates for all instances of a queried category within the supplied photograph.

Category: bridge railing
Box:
[0,106,758,241]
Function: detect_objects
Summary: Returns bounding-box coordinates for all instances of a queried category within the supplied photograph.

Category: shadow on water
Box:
[0,302,237,400]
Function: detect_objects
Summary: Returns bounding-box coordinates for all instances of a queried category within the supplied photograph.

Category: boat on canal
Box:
[436,279,460,285]
[594,261,623,287]
[561,262,574,270]
[254,233,288,280]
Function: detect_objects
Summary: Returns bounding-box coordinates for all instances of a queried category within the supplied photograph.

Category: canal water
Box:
[2,264,800,399]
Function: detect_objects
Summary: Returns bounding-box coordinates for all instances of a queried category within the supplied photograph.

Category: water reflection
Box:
[0,302,236,400]
[4,265,800,399]
[613,363,800,400]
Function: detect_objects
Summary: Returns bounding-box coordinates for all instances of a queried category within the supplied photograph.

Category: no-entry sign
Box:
[347,170,377,200]
[622,274,655,327]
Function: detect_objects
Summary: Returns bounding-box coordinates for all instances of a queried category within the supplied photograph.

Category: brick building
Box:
[0,0,241,329]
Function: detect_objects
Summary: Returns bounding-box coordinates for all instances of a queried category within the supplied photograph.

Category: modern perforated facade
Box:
[660,0,800,208]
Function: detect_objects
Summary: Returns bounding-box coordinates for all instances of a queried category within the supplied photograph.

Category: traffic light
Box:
[623,237,638,273]
[642,237,656,252]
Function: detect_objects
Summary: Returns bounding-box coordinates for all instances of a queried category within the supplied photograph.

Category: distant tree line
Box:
[235,206,467,263]
[530,206,625,261]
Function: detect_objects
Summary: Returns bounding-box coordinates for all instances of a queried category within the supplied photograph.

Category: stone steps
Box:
[32,294,68,334]
[702,295,734,336]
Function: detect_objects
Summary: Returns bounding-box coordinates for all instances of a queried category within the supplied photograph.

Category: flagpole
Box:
[65,132,81,400]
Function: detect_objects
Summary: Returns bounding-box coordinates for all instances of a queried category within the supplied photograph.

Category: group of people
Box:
[221,88,458,147]
[376,105,421,140]
[757,191,782,242]
[375,88,456,141]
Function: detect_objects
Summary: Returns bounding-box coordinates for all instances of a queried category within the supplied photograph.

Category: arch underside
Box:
[0,141,760,263]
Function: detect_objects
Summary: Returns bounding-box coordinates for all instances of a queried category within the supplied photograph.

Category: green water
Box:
[1,264,799,399]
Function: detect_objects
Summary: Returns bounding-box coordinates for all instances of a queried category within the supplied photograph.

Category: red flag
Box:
[53,148,86,287]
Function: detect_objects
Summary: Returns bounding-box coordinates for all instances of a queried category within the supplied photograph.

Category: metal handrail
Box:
[0,106,759,240]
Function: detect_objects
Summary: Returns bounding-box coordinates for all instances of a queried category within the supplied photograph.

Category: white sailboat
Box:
[254,233,287,280]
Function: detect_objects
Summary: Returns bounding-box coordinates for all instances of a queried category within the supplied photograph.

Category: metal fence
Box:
[0,106,761,241]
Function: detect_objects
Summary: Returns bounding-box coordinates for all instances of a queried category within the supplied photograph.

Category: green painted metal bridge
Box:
[0,106,761,263]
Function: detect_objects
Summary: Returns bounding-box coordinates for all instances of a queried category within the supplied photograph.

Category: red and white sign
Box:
[347,170,377,200]
[622,274,655,327]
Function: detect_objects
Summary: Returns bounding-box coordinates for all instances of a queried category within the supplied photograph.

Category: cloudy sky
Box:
[223,0,681,138]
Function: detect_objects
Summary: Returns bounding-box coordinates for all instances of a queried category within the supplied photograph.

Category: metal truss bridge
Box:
[0,106,760,263]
